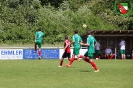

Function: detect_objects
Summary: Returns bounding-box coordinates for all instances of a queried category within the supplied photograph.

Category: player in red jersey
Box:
[59,36,71,67]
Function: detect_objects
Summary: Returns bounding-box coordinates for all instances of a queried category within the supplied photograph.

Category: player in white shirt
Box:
[95,40,101,59]
[119,39,126,59]
[105,46,114,59]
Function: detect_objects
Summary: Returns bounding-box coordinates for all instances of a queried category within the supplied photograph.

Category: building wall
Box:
[82,35,133,56]
[95,36,133,55]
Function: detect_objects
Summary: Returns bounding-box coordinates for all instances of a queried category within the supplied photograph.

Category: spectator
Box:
[105,46,114,59]
[119,39,126,59]
[95,40,101,59]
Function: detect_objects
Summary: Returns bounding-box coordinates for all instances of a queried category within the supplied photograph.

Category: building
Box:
[81,30,133,58]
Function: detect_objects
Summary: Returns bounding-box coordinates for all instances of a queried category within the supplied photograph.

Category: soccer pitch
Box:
[0,59,132,88]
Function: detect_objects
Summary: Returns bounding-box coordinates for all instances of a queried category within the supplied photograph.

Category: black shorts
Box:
[62,52,71,58]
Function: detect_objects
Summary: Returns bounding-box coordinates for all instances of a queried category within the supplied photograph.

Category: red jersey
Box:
[64,39,71,53]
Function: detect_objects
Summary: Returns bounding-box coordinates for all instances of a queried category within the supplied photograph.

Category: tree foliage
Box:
[0,0,132,45]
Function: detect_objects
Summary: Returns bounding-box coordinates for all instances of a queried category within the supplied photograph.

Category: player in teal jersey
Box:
[34,28,45,60]
[85,32,97,58]
[81,30,99,72]
[66,30,84,67]
[72,29,82,62]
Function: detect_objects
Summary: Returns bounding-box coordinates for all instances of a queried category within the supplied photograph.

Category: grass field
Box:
[0,59,132,88]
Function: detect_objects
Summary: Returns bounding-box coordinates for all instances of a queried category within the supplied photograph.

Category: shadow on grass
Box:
[80,70,91,72]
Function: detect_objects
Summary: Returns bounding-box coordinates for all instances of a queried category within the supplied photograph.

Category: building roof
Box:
[82,30,133,37]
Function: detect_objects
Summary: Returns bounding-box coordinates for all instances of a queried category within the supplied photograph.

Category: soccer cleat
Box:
[78,59,80,62]
[65,64,71,67]
[58,66,62,68]
[94,70,99,72]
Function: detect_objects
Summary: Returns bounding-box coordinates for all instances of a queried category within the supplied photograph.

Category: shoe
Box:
[78,59,80,62]
[94,70,99,72]
[38,56,41,60]
[58,66,62,68]
[66,64,71,67]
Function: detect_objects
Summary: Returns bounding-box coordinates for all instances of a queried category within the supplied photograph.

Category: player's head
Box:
[121,39,124,41]
[65,36,68,40]
[98,40,100,42]
[86,30,91,35]
[38,28,42,31]
[74,29,78,34]
[108,45,110,48]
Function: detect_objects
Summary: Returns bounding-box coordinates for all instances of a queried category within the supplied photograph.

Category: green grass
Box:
[0,59,132,88]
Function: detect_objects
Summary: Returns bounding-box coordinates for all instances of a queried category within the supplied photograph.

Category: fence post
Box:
[115,48,116,60]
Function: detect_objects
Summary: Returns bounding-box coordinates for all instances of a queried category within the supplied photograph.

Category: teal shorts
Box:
[35,41,42,48]
[120,50,125,54]
[73,46,80,55]
[95,50,101,55]
[84,51,94,59]
[106,53,111,56]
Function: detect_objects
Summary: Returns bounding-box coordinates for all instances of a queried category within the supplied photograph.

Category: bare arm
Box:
[71,40,74,45]
[95,42,97,47]
[80,43,90,46]
[64,44,69,51]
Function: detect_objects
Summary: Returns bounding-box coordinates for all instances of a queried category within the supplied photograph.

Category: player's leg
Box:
[89,59,99,72]
[82,51,89,62]
[38,42,42,60]
[121,50,125,59]
[66,51,77,67]
[66,54,75,67]
[105,54,108,58]
[122,50,124,59]
[59,57,64,67]
[120,50,122,59]
[110,54,114,59]
[59,52,67,67]
[120,50,124,59]
[108,54,111,59]
[34,42,37,53]
[88,53,99,72]
[105,54,109,59]
[82,52,99,72]
[67,53,71,61]
[98,50,101,59]
[75,46,81,62]
[95,50,99,59]
[66,47,76,67]
[123,50,126,59]
[122,54,124,59]
[66,46,83,67]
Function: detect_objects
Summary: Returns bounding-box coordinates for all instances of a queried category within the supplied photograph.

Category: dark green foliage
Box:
[0,0,133,45]
[39,0,64,8]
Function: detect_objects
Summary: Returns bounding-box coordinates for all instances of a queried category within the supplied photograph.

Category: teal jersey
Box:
[87,35,97,53]
[72,34,82,47]
[35,31,44,43]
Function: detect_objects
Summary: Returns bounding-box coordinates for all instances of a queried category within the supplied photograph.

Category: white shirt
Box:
[120,40,125,50]
[95,42,100,50]
[105,48,112,54]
